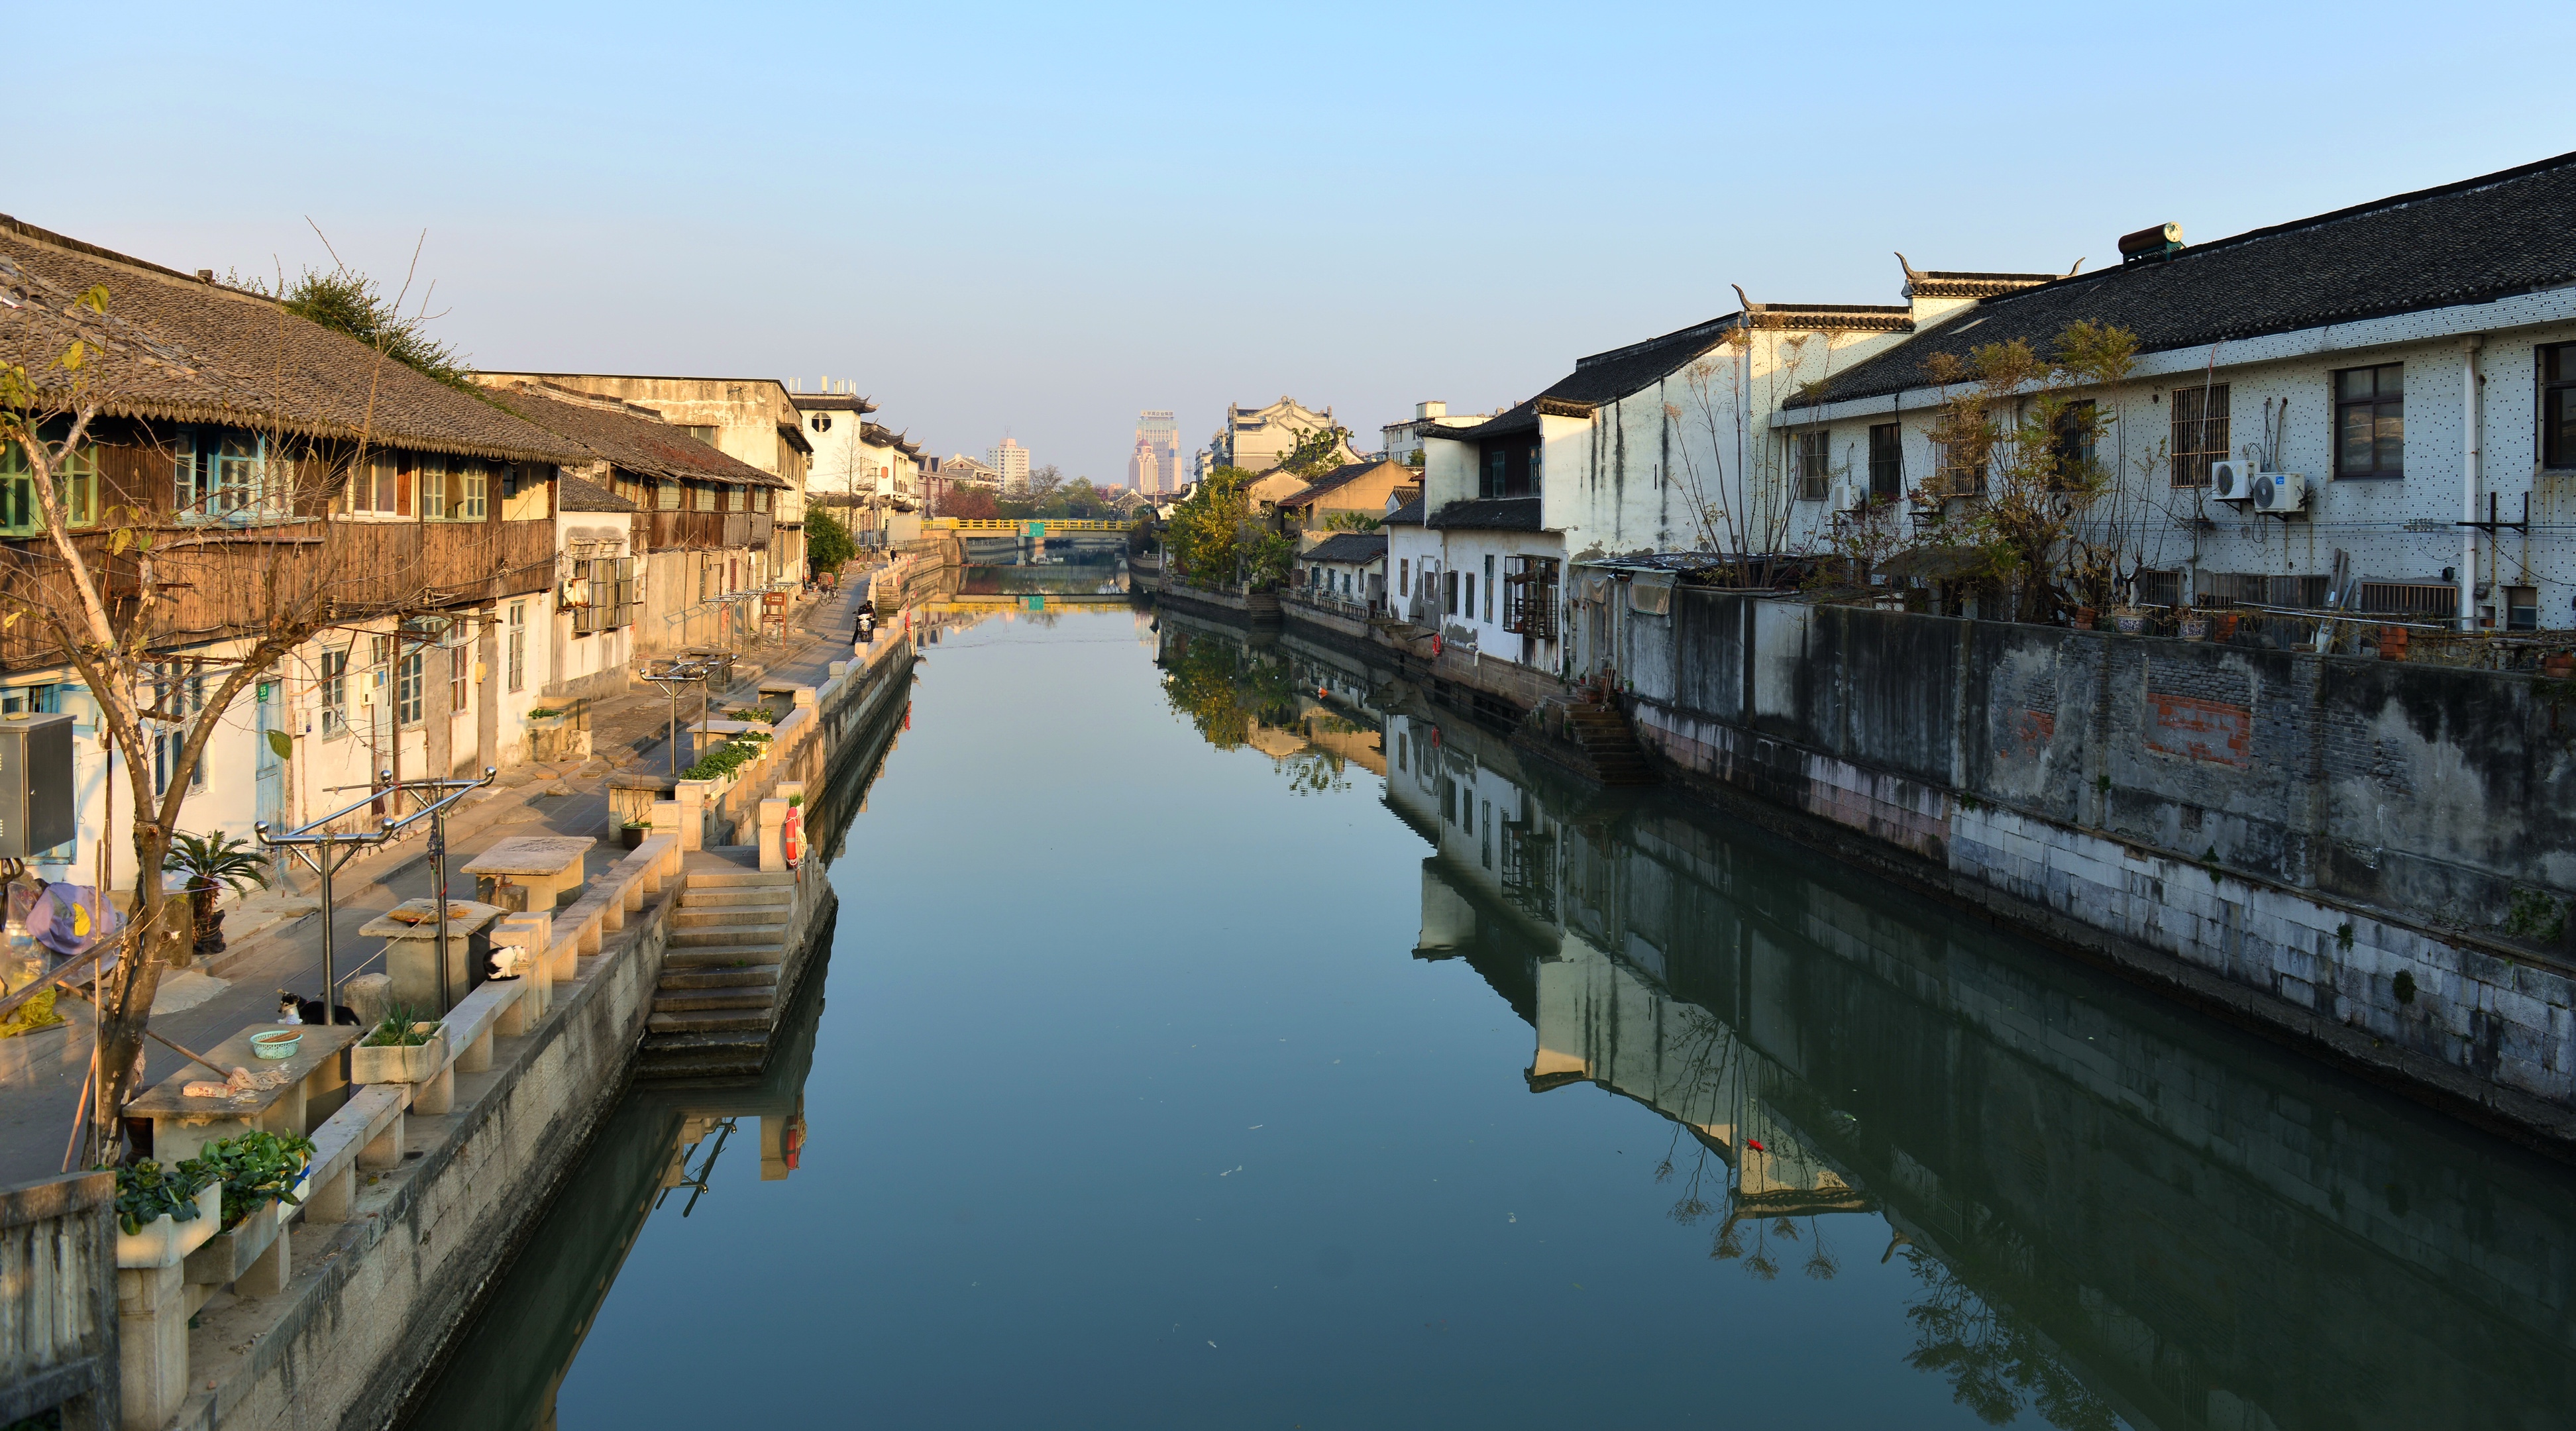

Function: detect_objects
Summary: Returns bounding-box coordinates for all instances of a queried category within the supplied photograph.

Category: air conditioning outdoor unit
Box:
[2250,472,2308,513]
[2210,459,2253,502]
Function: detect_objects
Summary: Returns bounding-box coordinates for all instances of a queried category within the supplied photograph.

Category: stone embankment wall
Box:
[166,635,908,1431]
[1621,590,2576,1145]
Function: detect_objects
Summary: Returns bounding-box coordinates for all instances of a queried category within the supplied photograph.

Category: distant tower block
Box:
[1137,410,1179,494]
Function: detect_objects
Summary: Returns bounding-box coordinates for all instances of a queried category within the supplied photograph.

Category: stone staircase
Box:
[641,859,801,1079]
[1518,697,1659,788]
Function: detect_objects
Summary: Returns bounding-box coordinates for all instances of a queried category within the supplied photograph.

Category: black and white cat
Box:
[277,991,359,1026]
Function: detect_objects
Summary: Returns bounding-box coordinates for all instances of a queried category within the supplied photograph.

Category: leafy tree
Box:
[1322,509,1381,533]
[1165,465,1293,591]
[805,507,855,574]
[267,266,475,392]
[1277,425,1354,480]
[1024,464,1063,500]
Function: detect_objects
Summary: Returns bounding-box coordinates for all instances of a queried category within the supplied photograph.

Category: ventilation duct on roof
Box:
[2118,223,2183,264]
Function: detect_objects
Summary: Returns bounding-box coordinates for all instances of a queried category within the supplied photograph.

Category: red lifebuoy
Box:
[782,805,803,869]
[1432,634,1443,657]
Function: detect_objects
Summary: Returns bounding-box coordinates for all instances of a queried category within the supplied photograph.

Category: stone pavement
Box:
[0,579,877,1187]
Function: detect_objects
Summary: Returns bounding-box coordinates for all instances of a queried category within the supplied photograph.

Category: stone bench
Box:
[297,1084,411,1225]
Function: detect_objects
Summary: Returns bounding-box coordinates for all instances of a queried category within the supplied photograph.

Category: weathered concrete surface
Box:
[1623,590,2576,1147]
[168,882,676,1431]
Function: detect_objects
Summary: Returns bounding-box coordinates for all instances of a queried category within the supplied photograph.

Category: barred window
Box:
[2171,383,2229,488]
[1796,430,1831,502]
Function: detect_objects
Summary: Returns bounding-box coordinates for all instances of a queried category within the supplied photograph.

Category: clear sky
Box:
[15,1,2574,483]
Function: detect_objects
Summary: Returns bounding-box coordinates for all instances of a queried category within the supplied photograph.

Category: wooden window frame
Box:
[1866,423,1902,502]
[2333,363,2404,480]
[0,433,98,535]
[1795,429,1831,502]
[2541,344,2576,470]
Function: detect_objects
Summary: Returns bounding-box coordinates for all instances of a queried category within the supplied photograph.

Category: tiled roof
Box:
[1383,497,1426,527]
[1302,533,1387,564]
[482,382,788,488]
[792,392,877,413]
[0,215,585,464]
[1794,149,2576,409]
[557,474,636,512]
[1424,496,1544,532]
[1277,458,1405,509]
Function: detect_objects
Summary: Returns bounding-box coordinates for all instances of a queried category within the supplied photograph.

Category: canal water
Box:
[408,598,2576,1430]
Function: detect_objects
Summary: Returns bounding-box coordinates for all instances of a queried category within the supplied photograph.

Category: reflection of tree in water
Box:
[1897,1247,2121,1430]
[1155,633,1348,794]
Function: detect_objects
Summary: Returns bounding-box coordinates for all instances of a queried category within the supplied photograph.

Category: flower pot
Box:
[2072,608,2098,631]
[116,1183,223,1269]
[2379,626,2411,662]
[2212,613,2239,642]
[2179,617,2210,641]
[351,1026,447,1085]
[620,825,648,850]
[186,1197,286,1286]
[2114,613,2146,635]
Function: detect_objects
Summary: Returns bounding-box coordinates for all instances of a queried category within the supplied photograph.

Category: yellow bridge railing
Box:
[928,518,1132,534]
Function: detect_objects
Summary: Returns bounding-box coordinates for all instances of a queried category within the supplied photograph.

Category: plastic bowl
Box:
[250,1029,303,1061]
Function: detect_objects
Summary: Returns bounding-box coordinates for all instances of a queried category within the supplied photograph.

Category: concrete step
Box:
[672,901,791,928]
[657,965,781,991]
[635,1051,766,1079]
[641,1030,769,1055]
[685,869,796,889]
[654,987,778,1013]
[669,922,789,948]
[678,886,798,909]
[664,945,781,969]
[649,1009,772,1035]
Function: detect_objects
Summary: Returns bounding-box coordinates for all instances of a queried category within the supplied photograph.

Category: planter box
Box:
[350,1027,447,1085]
[185,1198,284,1285]
[115,1182,223,1269]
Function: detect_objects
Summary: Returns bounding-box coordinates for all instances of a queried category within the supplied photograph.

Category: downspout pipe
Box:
[2461,334,2483,633]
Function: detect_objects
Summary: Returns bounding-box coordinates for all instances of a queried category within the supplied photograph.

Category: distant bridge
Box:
[929,518,1132,535]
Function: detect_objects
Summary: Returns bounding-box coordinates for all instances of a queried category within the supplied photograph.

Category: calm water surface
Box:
[409,598,2576,1430]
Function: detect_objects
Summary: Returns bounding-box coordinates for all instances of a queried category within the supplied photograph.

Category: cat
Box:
[278,991,359,1026]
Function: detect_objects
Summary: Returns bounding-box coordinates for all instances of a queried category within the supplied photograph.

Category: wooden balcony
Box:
[0,517,557,670]
[645,509,770,553]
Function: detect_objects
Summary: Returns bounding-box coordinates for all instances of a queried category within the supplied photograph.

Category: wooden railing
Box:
[645,509,770,552]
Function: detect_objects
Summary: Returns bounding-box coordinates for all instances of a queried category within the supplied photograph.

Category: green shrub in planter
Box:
[114,1157,215,1236]
[185,1130,316,1230]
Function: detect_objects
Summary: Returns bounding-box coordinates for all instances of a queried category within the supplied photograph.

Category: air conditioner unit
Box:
[2210,459,2253,502]
[2250,472,2308,513]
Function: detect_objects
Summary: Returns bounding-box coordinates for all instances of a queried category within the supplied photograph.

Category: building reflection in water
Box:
[1156,613,2576,1431]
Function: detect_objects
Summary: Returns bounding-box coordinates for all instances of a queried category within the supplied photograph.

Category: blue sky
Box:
[15,1,2574,482]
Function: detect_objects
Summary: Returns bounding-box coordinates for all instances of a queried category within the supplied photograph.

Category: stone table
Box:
[462,834,597,912]
[360,898,508,1016]
[127,1020,363,1164]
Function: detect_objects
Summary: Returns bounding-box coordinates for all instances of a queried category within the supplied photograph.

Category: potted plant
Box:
[2112,606,2147,635]
[2212,613,2241,642]
[113,1158,223,1269]
[182,1130,315,1285]
[2072,607,2098,630]
[352,1004,447,1084]
[619,818,651,851]
[163,829,272,965]
[2178,613,2210,641]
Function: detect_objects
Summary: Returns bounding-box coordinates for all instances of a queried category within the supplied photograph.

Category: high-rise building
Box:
[1134,410,1181,494]
[988,437,1031,494]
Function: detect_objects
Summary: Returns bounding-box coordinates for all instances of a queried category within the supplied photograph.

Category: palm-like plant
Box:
[164,831,272,964]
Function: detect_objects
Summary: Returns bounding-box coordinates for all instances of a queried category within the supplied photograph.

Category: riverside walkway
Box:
[0,582,875,1189]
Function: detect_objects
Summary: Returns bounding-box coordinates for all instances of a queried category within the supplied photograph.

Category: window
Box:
[319,649,348,735]
[449,645,468,713]
[1938,443,1985,498]
[2170,382,2229,488]
[2051,400,2098,485]
[2334,364,2404,478]
[0,433,97,534]
[397,650,423,727]
[149,664,205,796]
[174,427,267,520]
[810,415,832,433]
[1444,569,1458,616]
[695,484,717,512]
[754,488,770,513]
[455,462,487,519]
[1868,423,1902,502]
[682,425,720,449]
[421,459,487,521]
[1399,558,1409,594]
[1504,556,1560,639]
[2543,346,2576,468]
[346,452,411,516]
[1796,429,1831,502]
[1483,449,1505,500]
[657,479,681,511]
[2506,586,2538,632]
[507,602,526,692]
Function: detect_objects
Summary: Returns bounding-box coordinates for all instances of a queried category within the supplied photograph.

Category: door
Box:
[255,680,288,830]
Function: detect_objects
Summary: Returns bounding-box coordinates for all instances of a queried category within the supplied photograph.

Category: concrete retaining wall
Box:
[1625,590,2576,1146]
